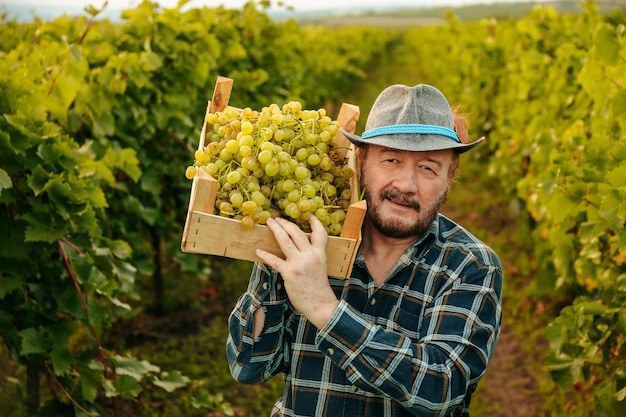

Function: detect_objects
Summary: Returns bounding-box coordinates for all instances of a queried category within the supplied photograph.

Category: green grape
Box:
[258,149,273,164]
[277,151,291,163]
[260,141,275,152]
[278,162,292,177]
[315,207,329,222]
[257,210,271,224]
[245,156,259,171]
[239,145,252,158]
[219,201,234,216]
[329,223,342,236]
[225,139,239,154]
[238,134,254,148]
[312,196,325,208]
[324,183,337,198]
[264,160,280,177]
[250,190,266,207]
[241,120,254,135]
[302,184,316,199]
[282,179,295,192]
[203,163,218,176]
[206,113,219,124]
[287,189,301,203]
[274,129,286,141]
[241,200,258,215]
[246,180,261,193]
[185,166,197,180]
[230,192,244,208]
[319,156,332,171]
[285,202,301,219]
[294,166,311,180]
[226,171,242,184]
[219,148,233,162]
[241,215,255,230]
[260,184,272,197]
[307,153,321,166]
[330,209,346,224]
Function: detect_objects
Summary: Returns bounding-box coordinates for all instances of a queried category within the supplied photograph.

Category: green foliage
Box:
[399,3,626,415]
[0,0,393,414]
[3,0,624,415]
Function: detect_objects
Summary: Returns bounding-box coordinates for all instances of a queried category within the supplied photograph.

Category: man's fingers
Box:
[308,215,328,250]
[267,217,310,253]
[255,248,284,271]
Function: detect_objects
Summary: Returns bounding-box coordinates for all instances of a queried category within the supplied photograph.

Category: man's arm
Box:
[226,262,292,384]
[315,259,502,416]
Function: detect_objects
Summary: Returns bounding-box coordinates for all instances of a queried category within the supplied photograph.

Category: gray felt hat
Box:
[341,84,484,153]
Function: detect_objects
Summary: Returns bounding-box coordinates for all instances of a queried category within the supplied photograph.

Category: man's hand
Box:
[256,215,340,329]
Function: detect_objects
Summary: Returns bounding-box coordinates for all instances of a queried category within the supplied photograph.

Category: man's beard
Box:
[361,171,448,239]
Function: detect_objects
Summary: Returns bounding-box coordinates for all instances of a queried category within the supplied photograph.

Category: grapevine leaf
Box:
[599,190,622,230]
[594,24,619,66]
[50,345,74,376]
[152,370,190,392]
[110,355,160,380]
[85,186,108,209]
[54,285,86,320]
[109,296,132,311]
[68,43,82,62]
[612,89,626,117]
[23,213,68,243]
[141,51,162,71]
[112,375,142,399]
[549,192,578,224]
[0,168,12,195]
[92,111,115,138]
[577,300,608,316]
[27,165,50,196]
[0,275,22,299]
[111,239,132,259]
[19,327,47,356]
[80,362,104,403]
[117,148,141,182]
[606,165,626,187]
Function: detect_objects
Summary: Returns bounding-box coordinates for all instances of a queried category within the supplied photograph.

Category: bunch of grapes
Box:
[185,101,354,235]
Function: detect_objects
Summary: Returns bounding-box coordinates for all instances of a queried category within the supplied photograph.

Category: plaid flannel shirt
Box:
[227,213,503,417]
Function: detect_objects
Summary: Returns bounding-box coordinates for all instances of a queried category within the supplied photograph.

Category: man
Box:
[226,84,503,417]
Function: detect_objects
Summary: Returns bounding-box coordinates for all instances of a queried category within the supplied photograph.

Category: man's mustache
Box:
[380,189,421,211]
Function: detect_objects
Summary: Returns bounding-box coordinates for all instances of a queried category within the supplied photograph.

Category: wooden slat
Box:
[340,200,367,240]
[200,76,234,149]
[182,211,360,278]
[333,103,360,159]
[209,76,234,113]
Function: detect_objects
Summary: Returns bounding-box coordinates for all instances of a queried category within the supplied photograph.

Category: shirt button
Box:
[327,348,335,355]
[262,282,269,290]
[370,298,376,305]
[276,282,282,290]
[351,385,358,392]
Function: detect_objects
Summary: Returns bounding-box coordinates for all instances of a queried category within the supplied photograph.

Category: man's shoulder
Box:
[435,213,500,266]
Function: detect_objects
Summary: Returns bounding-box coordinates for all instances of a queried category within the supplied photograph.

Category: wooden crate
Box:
[181,76,366,278]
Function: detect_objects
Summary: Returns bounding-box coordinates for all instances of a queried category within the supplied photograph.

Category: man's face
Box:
[358,145,454,239]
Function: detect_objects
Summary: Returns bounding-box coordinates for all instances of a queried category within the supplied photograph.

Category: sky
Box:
[7,0,549,12]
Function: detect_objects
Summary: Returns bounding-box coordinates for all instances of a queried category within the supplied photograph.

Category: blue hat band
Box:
[361,124,461,143]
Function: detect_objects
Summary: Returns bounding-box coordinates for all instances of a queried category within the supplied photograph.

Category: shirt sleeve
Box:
[226,262,292,384]
[315,250,503,416]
